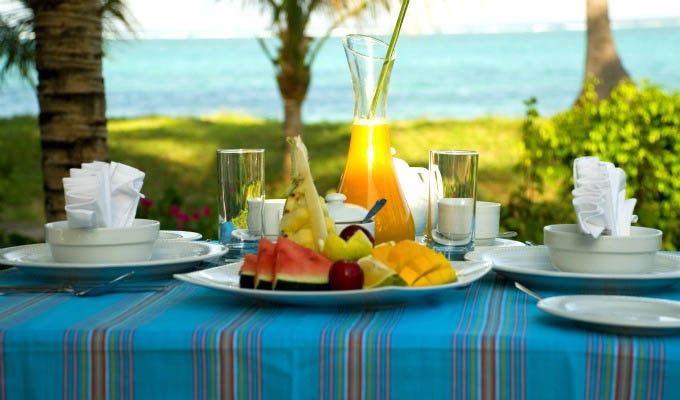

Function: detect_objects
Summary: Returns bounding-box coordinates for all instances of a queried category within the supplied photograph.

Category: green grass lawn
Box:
[0,114,524,235]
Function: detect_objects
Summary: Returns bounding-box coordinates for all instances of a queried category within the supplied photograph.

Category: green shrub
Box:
[136,186,218,239]
[0,230,35,249]
[504,81,680,249]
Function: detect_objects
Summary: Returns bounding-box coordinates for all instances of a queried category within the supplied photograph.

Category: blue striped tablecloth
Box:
[0,265,678,400]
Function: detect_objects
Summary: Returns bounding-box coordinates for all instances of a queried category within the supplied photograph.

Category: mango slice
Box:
[371,240,457,287]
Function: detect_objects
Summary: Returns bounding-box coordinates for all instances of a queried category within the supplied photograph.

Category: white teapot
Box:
[392,150,442,236]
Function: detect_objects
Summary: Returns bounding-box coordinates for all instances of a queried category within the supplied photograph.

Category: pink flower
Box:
[140,198,154,208]
[192,211,200,221]
[176,213,190,223]
[169,205,181,216]
[202,207,211,216]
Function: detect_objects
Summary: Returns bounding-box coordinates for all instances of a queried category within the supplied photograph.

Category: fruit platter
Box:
[175,137,492,306]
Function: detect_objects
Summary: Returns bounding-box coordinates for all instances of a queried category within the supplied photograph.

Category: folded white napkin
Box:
[572,156,637,238]
[63,161,145,228]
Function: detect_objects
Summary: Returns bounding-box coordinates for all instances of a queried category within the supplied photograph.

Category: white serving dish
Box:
[325,193,375,238]
[465,246,680,292]
[174,259,492,307]
[544,224,662,274]
[45,219,160,263]
[0,241,226,282]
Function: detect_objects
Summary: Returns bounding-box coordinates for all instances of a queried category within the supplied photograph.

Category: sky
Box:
[119,0,680,39]
[1,0,679,38]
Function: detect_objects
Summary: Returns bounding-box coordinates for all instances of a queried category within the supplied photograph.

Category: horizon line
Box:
[106,17,680,40]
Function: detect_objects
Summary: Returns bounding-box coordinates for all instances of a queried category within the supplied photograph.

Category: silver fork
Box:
[0,271,169,296]
[72,271,136,296]
[514,282,543,301]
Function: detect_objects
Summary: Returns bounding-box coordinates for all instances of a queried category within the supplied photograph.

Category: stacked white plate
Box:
[0,241,226,282]
[470,246,680,333]
[474,238,524,249]
[159,230,203,241]
[465,246,680,291]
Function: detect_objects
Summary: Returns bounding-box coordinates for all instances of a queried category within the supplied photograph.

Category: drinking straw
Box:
[368,0,410,119]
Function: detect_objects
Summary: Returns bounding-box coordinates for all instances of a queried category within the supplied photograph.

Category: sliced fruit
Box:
[328,260,364,291]
[280,137,336,251]
[357,256,407,288]
[322,231,373,261]
[254,238,276,290]
[322,234,349,261]
[340,225,374,245]
[378,275,409,287]
[282,208,309,233]
[371,242,396,267]
[398,266,421,286]
[290,228,314,250]
[413,265,456,287]
[345,231,374,260]
[386,240,422,272]
[273,236,332,291]
[239,253,258,289]
[370,240,457,287]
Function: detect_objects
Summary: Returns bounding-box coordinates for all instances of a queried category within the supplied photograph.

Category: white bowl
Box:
[45,219,160,263]
[544,224,662,274]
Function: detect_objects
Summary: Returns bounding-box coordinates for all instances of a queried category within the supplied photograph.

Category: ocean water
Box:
[0,27,678,121]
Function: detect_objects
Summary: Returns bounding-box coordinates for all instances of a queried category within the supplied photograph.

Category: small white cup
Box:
[246,198,264,235]
[436,197,475,242]
[475,201,501,243]
[263,199,286,238]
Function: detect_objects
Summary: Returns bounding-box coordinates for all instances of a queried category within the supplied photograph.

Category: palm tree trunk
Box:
[32,0,109,222]
[281,97,303,181]
[276,40,310,183]
[583,0,630,100]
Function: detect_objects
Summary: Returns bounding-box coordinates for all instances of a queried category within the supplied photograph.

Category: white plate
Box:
[174,259,492,307]
[0,241,227,282]
[475,238,525,248]
[465,246,680,291]
[538,295,680,333]
[159,230,203,241]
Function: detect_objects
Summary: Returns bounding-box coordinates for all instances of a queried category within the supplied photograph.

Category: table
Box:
[0,266,678,399]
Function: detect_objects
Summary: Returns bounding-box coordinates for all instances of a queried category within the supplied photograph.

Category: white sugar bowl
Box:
[325,193,375,238]
[45,219,160,263]
[544,224,662,274]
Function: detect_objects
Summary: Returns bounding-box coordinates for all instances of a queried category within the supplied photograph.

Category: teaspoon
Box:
[362,198,387,223]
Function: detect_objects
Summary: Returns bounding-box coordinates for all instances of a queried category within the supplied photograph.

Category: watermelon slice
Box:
[239,253,258,289]
[273,236,332,291]
[254,239,276,290]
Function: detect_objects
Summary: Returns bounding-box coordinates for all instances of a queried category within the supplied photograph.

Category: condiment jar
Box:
[325,193,376,237]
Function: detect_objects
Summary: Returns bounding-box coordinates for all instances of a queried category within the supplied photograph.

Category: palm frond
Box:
[306,0,391,66]
[0,4,35,85]
[102,0,137,38]
[237,0,284,30]
[314,0,390,21]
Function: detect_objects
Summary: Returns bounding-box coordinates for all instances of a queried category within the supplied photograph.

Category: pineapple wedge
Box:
[280,136,335,251]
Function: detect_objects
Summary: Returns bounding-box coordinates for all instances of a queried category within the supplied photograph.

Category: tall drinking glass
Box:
[428,150,478,255]
[216,149,264,252]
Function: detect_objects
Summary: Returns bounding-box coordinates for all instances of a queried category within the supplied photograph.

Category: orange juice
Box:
[338,119,415,243]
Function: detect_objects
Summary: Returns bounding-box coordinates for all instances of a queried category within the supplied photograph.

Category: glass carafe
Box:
[338,34,415,243]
